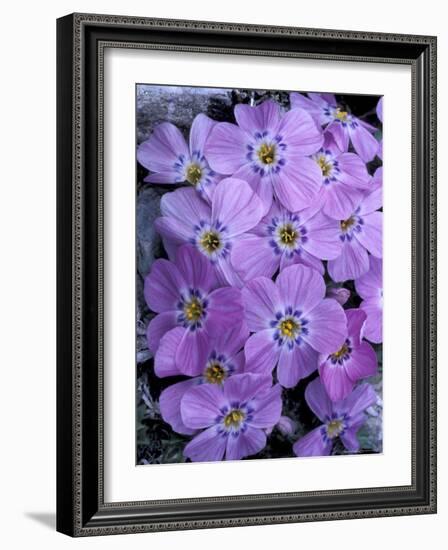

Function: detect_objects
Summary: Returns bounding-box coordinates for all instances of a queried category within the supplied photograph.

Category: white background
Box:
[0,0,445,548]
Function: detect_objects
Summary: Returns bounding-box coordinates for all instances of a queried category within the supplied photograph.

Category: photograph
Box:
[135,85,384,465]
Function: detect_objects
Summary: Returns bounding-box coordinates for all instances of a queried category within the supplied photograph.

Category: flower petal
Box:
[154,216,189,260]
[189,113,216,155]
[356,211,382,258]
[282,249,324,275]
[183,425,227,462]
[377,139,383,160]
[274,157,321,211]
[346,308,367,347]
[146,311,177,353]
[277,341,318,388]
[335,383,377,420]
[244,329,280,375]
[319,359,355,402]
[372,167,383,189]
[322,131,344,155]
[326,286,351,306]
[337,153,371,189]
[175,328,209,376]
[347,342,378,382]
[205,122,247,174]
[377,97,383,122]
[302,211,343,260]
[159,379,199,435]
[232,163,273,215]
[160,186,211,230]
[242,277,280,331]
[154,326,185,377]
[326,121,349,152]
[211,322,250,359]
[321,181,365,220]
[231,234,279,281]
[144,258,184,313]
[175,244,218,293]
[137,122,189,172]
[290,92,326,125]
[305,299,347,354]
[199,175,221,203]
[327,239,370,282]
[278,108,324,155]
[180,384,225,429]
[304,378,333,422]
[360,298,383,344]
[214,257,245,288]
[309,92,336,107]
[231,350,246,374]
[340,427,361,452]
[293,427,332,457]
[250,385,282,428]
[211,178,264,237]
[359,186,383,214]
[348,122,378,162]
[206,287,244,335]
[234,100,281,135]
[358,118,378,132]
[225,426,266,460]
[223,372,273,404]
[144,170,182,184]
[355,255,382,299]
[276,264,326,314]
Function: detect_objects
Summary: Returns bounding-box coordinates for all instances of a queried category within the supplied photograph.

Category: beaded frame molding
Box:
[56,13,437,537]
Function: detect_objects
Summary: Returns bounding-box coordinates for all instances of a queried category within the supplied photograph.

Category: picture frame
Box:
[56,13,437,536]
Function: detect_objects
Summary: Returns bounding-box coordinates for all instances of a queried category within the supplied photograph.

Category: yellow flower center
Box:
[184,297,203,322]
[186,163,202,186]
[331,343,349,361]
[258,143,276,165]
[340,216,355,232]
[224,409,245,428]
[204,363,226,384]
[279,224,298,247]
[200,231,221,253]
[326,419,344,438]
[334,108,349,122]
[279,318,300,339]
[316,155,333,177]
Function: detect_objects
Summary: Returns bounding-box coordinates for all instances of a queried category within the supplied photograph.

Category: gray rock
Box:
[136,186,163,278]
[136,186,166,364]
[136,85,233,145]
[358,376,383,453]
[136,275,152,365]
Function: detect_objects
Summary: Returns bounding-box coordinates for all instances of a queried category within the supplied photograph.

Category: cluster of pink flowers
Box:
[138,91,383,462]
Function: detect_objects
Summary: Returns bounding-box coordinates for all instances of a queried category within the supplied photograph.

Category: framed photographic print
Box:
[57,13,437,536]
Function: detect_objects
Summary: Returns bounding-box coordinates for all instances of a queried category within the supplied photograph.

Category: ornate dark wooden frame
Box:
[56,12,437,537]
